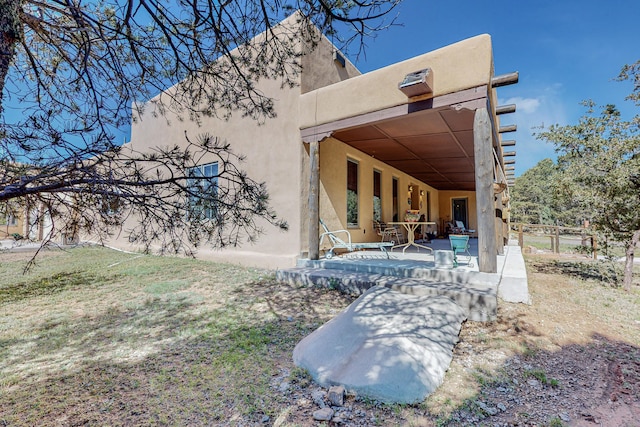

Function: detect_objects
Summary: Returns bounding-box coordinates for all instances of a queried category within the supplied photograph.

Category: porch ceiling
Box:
[332,106,478,191]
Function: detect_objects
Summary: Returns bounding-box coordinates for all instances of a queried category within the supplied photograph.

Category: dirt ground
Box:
[1,249,638,426]
[274,255,640,426]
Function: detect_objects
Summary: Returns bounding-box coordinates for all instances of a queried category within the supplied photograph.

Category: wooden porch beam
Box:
[474,107,498,273]
[503,151,516,157]
[496,104,516,115]
[501,140,516,147]
[300,86,489,142]
[504,159,515,165]
[491,72,519,88]
[499,124,517,133]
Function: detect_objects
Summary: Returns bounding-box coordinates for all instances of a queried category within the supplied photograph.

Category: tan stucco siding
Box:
[300,36,361,93]
[299,34,494,129]
[316,138,439,248]
[122,75,304,269]
[438,190,478,232]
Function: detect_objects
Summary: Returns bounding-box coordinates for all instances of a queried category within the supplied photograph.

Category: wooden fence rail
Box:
[511,223,597,259]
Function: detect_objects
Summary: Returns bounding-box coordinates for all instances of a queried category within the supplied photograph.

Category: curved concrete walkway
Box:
[293,286,467,404]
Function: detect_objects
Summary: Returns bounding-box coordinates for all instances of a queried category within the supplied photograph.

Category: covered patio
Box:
[299,35,516,274]
[281,34,527,406]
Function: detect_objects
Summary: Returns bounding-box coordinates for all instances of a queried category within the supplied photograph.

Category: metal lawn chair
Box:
[372,220,404,244]
[319,219,392,259]
[449,234,473,267]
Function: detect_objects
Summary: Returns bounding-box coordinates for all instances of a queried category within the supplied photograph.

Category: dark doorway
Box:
[452,198,468,228]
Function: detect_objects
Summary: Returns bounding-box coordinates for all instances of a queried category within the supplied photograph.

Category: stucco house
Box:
[117,13,515,273]
[0,209,22,239]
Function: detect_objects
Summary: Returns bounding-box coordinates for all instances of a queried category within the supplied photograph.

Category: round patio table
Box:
[388,221,436,253]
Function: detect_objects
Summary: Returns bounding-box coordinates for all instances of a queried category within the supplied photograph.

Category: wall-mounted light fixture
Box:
[398,68,433,98]
[420,190,425,197]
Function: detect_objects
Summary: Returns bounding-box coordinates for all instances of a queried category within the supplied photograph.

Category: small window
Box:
[100,188,124,216]
[5,215,17,226]
[101,196,122,216]
[373,170,382,222]
[347,160,358,227]
[188,162,219,220]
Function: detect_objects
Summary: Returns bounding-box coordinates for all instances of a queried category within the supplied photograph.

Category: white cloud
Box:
[497,85,572,175]
[501,96,541,114]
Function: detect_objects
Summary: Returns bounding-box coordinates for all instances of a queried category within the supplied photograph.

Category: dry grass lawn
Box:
[0,246,639,426]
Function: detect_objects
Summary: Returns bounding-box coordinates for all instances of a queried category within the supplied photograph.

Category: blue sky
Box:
[4,1,637,176]
[347,0,640,176]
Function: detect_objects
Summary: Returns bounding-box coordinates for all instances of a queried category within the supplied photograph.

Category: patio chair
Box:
[455,220,476,236]
[449,234,473,267]
[319,219,393,259]
[372,220,404,244]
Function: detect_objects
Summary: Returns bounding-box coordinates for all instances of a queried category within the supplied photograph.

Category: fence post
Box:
[518,224,523,247]
[592,236,597,260]
[555,227,560,253]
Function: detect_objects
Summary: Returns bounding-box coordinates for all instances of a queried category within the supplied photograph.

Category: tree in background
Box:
[510,158,588,227]
[509,158,558,225]
[0,1,401,254]
[535,76,640,290]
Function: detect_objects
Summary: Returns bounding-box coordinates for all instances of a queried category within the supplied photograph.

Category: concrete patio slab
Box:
[293,286,467,404]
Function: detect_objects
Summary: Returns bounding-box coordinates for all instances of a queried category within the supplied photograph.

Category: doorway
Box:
[452,198,468,228]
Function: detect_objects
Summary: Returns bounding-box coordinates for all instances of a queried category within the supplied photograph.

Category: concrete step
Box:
[276,267,497,322]
[294,258,500,288]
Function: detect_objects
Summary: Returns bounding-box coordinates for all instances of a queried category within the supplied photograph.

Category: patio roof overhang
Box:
[300,86,492,191]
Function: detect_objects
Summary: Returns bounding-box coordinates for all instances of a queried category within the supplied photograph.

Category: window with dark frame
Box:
[188,162,219,220]
[373,170,381,222]
[347,160,358,226]
[392,177,399,221]
[2,214,17,226]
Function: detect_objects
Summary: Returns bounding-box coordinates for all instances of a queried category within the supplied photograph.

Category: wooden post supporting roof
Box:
[308,141,320,260]
[474,107,498,273]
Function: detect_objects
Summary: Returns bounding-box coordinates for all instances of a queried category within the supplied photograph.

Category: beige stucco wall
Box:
[316,138,439,251]
[121,74,303,269]
[299,34,494,129]
[104,15,364,269]
[438,190,478,232]
[93,15,499,268]
[300,41,361,93]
